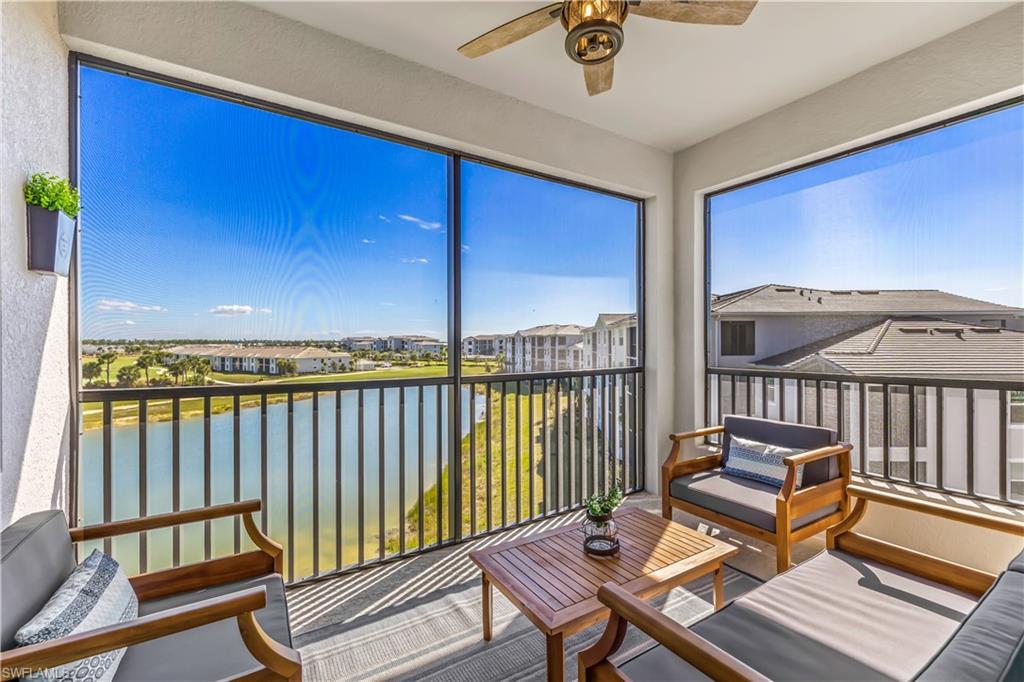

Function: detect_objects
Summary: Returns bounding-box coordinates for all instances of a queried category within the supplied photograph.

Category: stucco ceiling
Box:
[249,1,1011,151]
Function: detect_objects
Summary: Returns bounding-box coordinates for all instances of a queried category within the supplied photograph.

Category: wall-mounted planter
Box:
[27,205,75,276]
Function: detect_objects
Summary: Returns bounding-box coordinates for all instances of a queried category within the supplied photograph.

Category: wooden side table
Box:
[468,508,738,681]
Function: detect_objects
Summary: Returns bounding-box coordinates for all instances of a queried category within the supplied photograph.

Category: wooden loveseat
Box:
[662,415,852,573]
[579,484,1024,681]
[0,500,301,681]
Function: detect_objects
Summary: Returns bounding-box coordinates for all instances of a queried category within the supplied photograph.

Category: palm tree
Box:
[191,357,212,384]
[96,351,118,386]
[82,361,101,384]
[168,360,187,385]
[135,350,156,386]
[117,365,141,387]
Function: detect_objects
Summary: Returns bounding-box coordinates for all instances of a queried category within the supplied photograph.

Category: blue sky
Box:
[710,103,1023,307]
[79,67,638,341]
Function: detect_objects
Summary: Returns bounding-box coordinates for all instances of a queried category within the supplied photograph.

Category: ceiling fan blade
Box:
[584,60,614,96]
[458,3,563,58]
[630,1,757,25]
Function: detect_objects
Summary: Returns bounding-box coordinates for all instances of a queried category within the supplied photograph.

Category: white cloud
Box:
[257,307,272,314]
[378,215,391,223]
[380,302,397,307]
[397,214,442,231]
[401,257,430,264]
[461,244,471,252]
[124,320,136,326]
[210,304,254,316]
[97,298,165,312]
[361,238,376,244]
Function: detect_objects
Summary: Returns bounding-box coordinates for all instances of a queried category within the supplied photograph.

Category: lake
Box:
[79,386,487,581]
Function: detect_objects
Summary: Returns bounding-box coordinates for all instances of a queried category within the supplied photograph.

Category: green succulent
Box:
[24,173,80,218]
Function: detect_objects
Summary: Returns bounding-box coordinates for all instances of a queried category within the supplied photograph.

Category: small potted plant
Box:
[24,172,80,276]
[581,484,623,556]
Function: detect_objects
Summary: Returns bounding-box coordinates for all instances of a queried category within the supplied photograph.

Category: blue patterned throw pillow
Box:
[15,549,138,681]
[723,435,805,489]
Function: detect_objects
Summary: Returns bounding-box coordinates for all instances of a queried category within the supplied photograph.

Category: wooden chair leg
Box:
[775,533,791,574]
[775,499,792,574]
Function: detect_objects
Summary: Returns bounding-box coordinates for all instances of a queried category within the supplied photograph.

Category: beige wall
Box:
[1,1,72,528]
[57,1,676,494]
[673,5,1023,563]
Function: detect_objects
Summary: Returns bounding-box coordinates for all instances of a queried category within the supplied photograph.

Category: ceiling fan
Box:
[458,1,757,96]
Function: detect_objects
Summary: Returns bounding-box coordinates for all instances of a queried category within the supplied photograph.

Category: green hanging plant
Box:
[24,173,81,218]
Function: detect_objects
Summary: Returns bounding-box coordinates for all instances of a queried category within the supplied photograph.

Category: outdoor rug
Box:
[289,510,762,682]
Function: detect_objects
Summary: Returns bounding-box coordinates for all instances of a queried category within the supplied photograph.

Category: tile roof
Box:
[712,284,1022,315]
[755,317,1024,381]
[515,324,585,337]
[167,344,350,360]
[592,313,636,327]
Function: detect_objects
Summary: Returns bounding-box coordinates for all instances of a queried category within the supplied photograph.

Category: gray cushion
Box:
[621,550,977,681]
[723,416,838,485]
[669,469,838,531]
[915,570,1024,681]
[1,510,76,650]
[114,574,294,681]
[618,643,713,681]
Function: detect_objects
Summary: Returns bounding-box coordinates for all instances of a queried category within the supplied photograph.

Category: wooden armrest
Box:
[70,500,262,542]
[669,426,725,443]
[1,587,265,679]
[596,584,769,682]
[782,443,851,468]
[846,484,1024,536]
[664,453,722,480]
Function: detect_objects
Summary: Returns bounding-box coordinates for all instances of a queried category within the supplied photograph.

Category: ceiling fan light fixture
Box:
[562,0,627,65]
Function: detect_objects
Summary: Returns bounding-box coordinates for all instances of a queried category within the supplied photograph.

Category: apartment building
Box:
[462,334,506,358]
[503,324,585,372]
[166,344,351,374]
[583,313,638,369]
[711,284,1024,368]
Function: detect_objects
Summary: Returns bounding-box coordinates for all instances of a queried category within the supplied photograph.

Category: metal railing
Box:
[77,367,643,583]
[706,367,1024,506]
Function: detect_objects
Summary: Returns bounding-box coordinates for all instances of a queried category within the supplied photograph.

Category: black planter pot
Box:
[27,205,75,276]
[582,511,620,556]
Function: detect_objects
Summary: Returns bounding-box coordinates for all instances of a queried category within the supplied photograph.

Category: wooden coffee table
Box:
[468,508,738,682]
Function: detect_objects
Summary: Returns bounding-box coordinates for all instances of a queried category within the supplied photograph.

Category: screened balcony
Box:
[3,1,1023,681]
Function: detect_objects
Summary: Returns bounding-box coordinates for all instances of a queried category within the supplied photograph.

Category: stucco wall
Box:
[674,5,1024,565]
[56,1,675,493]
[1,1,72,528]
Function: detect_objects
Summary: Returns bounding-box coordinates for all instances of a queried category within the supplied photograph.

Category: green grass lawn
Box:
[392,384,593,553]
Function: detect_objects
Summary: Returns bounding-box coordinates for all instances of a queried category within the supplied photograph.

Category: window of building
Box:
[720,321,755,356]
[1012,391,1024,425]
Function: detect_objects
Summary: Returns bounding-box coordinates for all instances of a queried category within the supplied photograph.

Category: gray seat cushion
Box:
[670,469,838,531]
[1,510,76,650]
[915,570,1024,681]
[620,550,977,681]
[723,416,838,485]
[114,574,293,681]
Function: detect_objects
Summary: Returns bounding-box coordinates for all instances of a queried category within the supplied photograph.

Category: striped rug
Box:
[289,510,762,682]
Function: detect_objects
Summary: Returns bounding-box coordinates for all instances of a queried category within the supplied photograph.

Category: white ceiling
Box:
[249,1,1011,151]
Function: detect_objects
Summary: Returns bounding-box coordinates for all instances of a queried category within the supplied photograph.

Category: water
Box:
[79,386,489,580]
